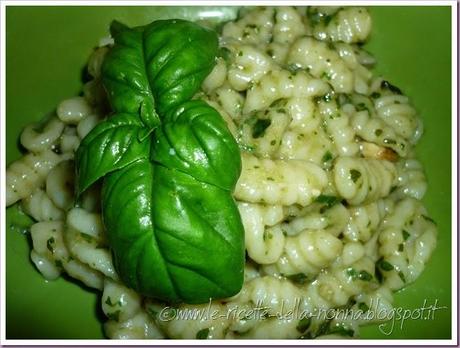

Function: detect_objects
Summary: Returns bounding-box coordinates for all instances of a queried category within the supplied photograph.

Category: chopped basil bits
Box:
[350,169,362,183]
[196,328,210,339]
[252,119,271,138]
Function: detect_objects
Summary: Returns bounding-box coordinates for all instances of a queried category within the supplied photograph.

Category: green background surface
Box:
[5,6,452,339]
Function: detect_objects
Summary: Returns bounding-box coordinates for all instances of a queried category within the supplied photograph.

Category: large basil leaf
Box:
[102,19,218,126]
[101,23,159,129]
[152,165,244,303]
[75,113,150,195]
[102,158,175,299]
[142,20,218,114]
[151,100,241,190]
[102,159,244,303]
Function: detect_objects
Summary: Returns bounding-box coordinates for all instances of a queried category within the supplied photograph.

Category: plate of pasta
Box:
[5,5,452,340]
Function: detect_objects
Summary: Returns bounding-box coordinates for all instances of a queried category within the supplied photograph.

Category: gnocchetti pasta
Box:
[6,6,438,339]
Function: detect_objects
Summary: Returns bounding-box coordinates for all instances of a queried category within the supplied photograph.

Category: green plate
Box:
[5,6,452,339]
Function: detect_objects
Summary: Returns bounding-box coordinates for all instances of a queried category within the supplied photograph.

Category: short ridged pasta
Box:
[235,152,328,206]
[393,158,427,200]
[57,96,92,125]
[227,45,274,91]
[243,69,329,114]
[64,224,117,280]
[46,160,75,210]
[351,109,408,157]
[277,126,334,165]
[377,198,437,291]
[102,279,142,323]
[281,203,349,237]
[287,37,354,93]
[59,126,80,154]
[334,43,373,94]
[222,7,275,45]
[202,58,227,93]
[205,83,245,121]
[272,7,307,45]
[269,229,343,277]
[318,99,359,156]
[20,117,65,153]
[344,199,394,242]
[29,220,68,280]
[333,157,397,205]
[238,104,290,158]
[310,256,376,307]
[21,188,64,222]
[235,276,306,315]
[374,94,418,141]
[29,219,105,289]
[6,150,66,206]
[311,7,372,44]
[238,202,285,264]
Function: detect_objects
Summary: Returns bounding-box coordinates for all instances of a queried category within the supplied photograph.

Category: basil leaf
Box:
[75,113,151,195]
[151,166,244,303]
[142,19,218,114]
[152,100,241,190]
[102,24,160,129]
[102,19,218,126]
[102,158,178,299]
[102,159,244,303]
